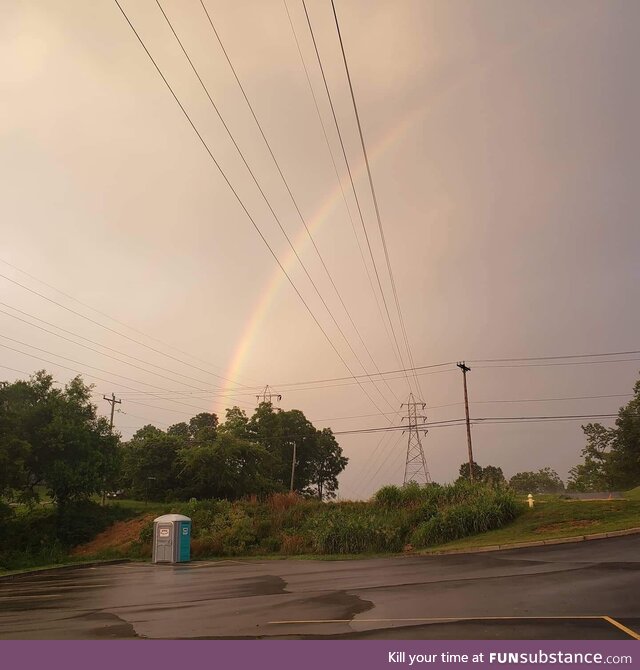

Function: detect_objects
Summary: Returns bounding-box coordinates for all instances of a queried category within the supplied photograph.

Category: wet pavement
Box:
[1,535,639,639]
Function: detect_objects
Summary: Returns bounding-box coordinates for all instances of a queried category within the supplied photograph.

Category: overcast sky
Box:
[1,0,639,499]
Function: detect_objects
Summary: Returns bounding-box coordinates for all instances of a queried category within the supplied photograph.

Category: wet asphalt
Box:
[0,535,639,639]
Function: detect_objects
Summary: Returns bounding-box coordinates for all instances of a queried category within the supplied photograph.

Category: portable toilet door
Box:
[153,520,174,563]
[177,519,191,562]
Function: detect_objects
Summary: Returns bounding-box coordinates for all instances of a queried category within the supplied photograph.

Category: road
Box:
[1,535,639,639]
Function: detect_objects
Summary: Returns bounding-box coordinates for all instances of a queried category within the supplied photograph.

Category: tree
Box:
[188,412,218,443]
[218,406,249,439]
[304,428,348,500]
[509,468,564,494]
[567,423,614,491]
[458,461,484,482]
[607,378,640,489]
[481,465,506,488]
[177,433,274,499]
[167,422,190,440]
[0,371,118,507]
[567,376,640,491]
[119,428,182,501]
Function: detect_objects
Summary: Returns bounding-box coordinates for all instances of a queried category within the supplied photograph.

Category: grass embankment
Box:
[77,482,523,561]
[422,498,640,553]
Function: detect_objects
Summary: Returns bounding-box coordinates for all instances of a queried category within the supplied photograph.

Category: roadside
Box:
[421,498,640,553]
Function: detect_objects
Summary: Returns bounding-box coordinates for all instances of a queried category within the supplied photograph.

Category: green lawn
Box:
[424,499,640,553]
[624,486,640,501]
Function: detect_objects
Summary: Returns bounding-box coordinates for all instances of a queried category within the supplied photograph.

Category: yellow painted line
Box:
[603,616,640,640]
[269,616,604,625]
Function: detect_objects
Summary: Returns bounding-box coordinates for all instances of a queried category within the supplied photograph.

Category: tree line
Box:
[0,371,347,508]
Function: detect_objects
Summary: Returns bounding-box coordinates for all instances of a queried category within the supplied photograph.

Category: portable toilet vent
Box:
[152,514,191,563]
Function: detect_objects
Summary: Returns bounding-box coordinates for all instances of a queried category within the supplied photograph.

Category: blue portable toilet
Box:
[152,514,191,563]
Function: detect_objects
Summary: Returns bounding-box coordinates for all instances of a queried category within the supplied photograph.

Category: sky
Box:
[1,0,639,499]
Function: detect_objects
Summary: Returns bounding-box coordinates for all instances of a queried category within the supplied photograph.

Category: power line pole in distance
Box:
[456,362,474,481]
[103,393,122,430]
[256,385,282,405]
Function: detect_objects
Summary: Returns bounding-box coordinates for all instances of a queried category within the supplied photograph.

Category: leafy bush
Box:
[411,488,524,548]
[374,485,403,507]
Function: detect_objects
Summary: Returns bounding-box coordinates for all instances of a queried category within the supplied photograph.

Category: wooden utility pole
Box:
[101,393,121,506]
[103,393,122,431]
[456,362,474,481]
[289,442,297,492]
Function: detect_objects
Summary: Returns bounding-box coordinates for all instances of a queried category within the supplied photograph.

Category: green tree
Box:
[509,468,564,494]
[607,378,640,488]
[0,371,118,507]
[219,406,249,438]
[304,428,348,500]
[120,427,182,501]
[177,433,274,499]
[188,412,218,443]
[457,461,484,482]
[481,465,506,488]
[567,423,614,491]
[567,376,640,491]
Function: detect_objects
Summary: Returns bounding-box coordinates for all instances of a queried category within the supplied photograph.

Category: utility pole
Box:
[255,386,294,490]
[289,441,297,493]
[103,393,122,431]
[456,362,474,481]
[101,393,121,506]
[256,385,282,405]
[402,393,431,485]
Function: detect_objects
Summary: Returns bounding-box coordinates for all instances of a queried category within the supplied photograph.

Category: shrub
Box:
[374,485,403,507]
[410,488,524,548]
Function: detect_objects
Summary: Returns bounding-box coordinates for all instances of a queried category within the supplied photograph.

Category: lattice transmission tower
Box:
[402,393,431,485]
[256,385,282,405]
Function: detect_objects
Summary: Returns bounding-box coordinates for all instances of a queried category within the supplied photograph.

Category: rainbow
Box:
[219,106,424,410]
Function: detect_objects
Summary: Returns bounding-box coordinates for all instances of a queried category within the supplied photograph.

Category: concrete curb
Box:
[0,559,131,582]
[426,526,640,556]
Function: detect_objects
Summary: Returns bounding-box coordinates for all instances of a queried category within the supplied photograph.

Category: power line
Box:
[282,0,400,378]
[330,0,424,400]
[0,341,249,415]
[88,349,640,398]
[0,304,234,393]
[300,0,413,395]
[0,257,256,384]
[474,358,640,369]
[113,0,397,421]
[0,272,247,389]
[153,0,396,417]
[472,350,640,364]
[198,0,401,407]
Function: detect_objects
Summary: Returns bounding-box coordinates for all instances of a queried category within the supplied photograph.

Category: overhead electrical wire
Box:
[0,305,241,394]
[0,257,257,384]
[330,0,425,400]
[300,0,413,396]
[282,0,401,377]
[0,301,255,395]
[113,0,398,421]
[197,0,401,407]
[153,0,396,417]
[0,272,247,389]
[0,341,253,414]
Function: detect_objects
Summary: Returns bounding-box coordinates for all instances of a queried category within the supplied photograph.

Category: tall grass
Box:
[134,484,524,557]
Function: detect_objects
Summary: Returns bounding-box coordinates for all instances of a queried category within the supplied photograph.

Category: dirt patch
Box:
[71,514,153,557]
[534,520,598,534]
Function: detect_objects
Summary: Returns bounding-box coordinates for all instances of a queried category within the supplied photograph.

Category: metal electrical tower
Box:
[402,393,431,485]
[256,385,282,405]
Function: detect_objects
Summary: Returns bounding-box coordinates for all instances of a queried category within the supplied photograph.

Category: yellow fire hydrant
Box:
[527,493,535,508]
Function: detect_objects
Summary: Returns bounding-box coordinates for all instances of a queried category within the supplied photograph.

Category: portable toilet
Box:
[152,514,191,563]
